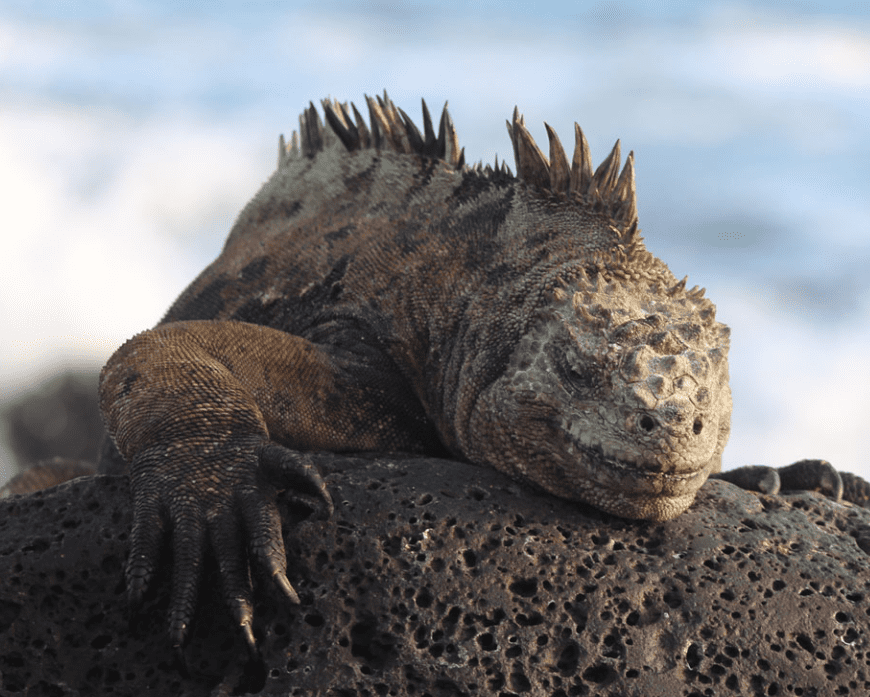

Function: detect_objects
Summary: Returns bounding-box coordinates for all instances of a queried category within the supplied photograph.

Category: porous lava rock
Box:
[2,453,870,696]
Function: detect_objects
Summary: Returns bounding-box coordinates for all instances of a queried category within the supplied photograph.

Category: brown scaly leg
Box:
[100,319,420,656]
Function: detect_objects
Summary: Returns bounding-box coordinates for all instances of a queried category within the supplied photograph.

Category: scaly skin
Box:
[94,93,861,653]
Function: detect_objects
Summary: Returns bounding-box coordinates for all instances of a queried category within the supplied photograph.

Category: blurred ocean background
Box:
[1,1,868,486]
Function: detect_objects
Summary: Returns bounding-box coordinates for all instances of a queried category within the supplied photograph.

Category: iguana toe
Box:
[125,490,164,607]
[712,460,870,508]
[777,459,843,501]
[841,472,870,508]
[235,484,304,604]
[167,508,206,649]
[709,466,781,495]
[259,444,333,517]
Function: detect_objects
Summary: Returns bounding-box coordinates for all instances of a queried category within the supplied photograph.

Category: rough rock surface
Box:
[2,453,870,696]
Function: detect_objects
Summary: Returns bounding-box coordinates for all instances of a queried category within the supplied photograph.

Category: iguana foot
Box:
[125,440,332,652]
[712,459,870,507]
[841,471,870,508]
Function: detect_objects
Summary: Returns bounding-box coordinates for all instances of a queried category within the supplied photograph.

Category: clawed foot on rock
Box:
[711,459,870,508]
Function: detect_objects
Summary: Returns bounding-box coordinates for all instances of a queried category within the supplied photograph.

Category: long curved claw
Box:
[241,620,257,659]
[237,484,304,606]
[259,444,334,517]
[229,597,258,659]
[273,570,301,604]
[710,465,781,495]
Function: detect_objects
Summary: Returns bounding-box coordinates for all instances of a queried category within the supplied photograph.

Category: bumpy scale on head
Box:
[471,115,731,521]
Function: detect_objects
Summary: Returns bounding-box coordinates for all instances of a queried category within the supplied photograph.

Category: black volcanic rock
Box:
[2,453,870,696]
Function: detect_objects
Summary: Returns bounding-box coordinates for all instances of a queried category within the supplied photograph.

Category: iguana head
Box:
[471,276,731,522]
[468,111,731,522]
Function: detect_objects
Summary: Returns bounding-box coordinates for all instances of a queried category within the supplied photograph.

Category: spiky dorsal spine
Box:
[278,92,639,238]
[279,91,465,170]
[505,109,638,237]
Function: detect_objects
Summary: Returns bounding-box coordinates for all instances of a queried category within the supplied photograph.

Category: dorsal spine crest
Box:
[276,92,638,236]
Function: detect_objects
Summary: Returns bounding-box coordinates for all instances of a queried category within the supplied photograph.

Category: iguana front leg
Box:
[99,319,419,652]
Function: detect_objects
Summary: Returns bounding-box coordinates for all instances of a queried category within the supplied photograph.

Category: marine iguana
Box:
[13,93,868,653]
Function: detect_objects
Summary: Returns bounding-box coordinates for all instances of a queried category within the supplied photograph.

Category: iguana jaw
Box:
[585,484,704,522]
[577,443,711,490]
[543,442,715,521]
[507,440,713,521]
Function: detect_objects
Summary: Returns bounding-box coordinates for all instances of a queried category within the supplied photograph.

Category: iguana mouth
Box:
[578,443,710,494]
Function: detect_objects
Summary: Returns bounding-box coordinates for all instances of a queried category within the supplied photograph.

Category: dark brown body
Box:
[157,142,637,462]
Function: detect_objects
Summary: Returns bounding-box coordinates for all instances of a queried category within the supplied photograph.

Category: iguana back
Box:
[152,95,724,488]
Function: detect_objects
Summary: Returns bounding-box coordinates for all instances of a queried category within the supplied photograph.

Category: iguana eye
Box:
[638,414,657,432]
[562,363,596,394]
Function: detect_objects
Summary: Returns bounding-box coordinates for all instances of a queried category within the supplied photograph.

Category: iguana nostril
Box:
[693,417,703,435]
[639,415,657,432]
